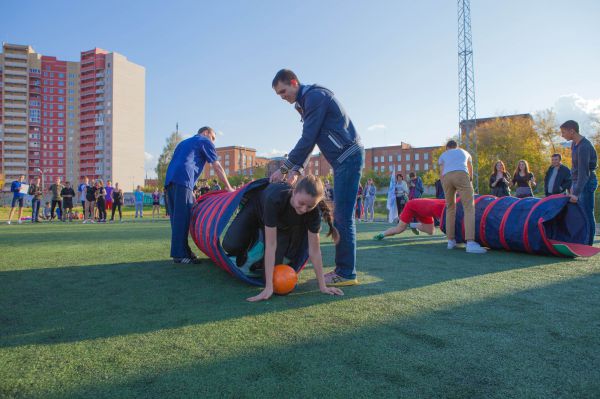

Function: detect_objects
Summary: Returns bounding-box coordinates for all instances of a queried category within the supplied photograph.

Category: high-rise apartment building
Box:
[0,43,144,190]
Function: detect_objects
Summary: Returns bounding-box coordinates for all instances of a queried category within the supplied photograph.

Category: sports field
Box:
[1,220,599,398]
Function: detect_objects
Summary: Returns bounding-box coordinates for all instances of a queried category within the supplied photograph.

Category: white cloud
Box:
[367,123,387,131]
[144,151,158,178]
[554,94,600,135]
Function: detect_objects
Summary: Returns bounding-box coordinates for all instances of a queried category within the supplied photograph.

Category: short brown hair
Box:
[272,69,299,87]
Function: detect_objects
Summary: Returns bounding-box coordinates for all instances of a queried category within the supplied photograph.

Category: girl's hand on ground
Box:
[247,288,273,302]
[321,286,344,296]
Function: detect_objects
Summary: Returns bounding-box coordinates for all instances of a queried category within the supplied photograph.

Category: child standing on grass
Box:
[152,188,161,219]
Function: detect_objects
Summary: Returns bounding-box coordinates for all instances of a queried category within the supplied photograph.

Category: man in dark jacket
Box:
[560,120,598,245]
[270,69,363,287]
[544,153,572,197]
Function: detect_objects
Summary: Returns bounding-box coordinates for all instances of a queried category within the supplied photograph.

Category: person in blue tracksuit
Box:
[270,69,363,286]
[7,175,26,225]
[164,126,233,264]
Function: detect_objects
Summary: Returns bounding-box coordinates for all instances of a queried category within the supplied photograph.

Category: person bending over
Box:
[374,198,446,240]
[222,175,344,302]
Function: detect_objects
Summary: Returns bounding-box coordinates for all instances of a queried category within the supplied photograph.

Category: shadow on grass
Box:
[43,274,600,398]
[0,231,573,348]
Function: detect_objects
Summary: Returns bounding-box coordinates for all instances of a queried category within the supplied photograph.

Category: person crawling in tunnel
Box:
[222,175,344,302]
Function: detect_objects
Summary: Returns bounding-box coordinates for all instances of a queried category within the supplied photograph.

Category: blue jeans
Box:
[166,183,196,259]
[333,150,364,279]
[32,199,41,222]
[135,202,144,218]
[577,174,597,245]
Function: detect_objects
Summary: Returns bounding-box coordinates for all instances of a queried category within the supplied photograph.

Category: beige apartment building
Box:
[0,43,145,190]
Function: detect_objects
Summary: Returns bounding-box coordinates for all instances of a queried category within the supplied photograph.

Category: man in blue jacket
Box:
[270,69,363,286]
[7,175,26,225]
[165,126,233,264]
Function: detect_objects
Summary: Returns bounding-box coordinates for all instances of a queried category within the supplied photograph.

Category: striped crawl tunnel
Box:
[189,178,310,286]
[440,194,600,257]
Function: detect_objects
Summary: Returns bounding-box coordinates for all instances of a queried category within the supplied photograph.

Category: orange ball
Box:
[272,264,298,295]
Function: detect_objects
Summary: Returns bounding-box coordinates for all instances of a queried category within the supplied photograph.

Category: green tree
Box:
[156,131,184,188]
[474,117,546,194]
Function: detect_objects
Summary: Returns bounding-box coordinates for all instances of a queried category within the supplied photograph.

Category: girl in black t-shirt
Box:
[223,175,344,302]
[512,159,536,198]
[95,180,107,223]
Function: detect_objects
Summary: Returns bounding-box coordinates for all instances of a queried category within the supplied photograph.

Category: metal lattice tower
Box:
[458,0,478,191]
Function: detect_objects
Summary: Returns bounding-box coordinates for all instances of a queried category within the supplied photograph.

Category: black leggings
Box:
[51,200,62,220]
[222,193,306,266]
[396,196,406,216]
[111,204,122,220]
[97,199,106,220]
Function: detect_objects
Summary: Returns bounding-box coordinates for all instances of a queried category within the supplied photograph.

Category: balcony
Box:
[81,81,95,89]
[5,169,28,176]
[4,120,27,126]
[4,61,27,68]
[5,86,27,93]
[4,94,27,100]
[4,161,27,167]
[96,72,104,78]
[4,144,27,150]
[5,153,27,159]
[5,111,27,117]
[95,89,104,94]
[4,52,28,60]
[4,77,27,84]
[94,120,104,126]
[95,105,104,110]
[95,97,104,102]
[95,153,105,159]
[95,145,104,150]
[4,103,27,109]
[3,127,26,134]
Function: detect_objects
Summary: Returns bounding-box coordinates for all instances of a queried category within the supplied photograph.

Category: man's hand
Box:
[320,286,344,296]
[285,172,300,186]
[270,169,285,183]
[569,194,579,203]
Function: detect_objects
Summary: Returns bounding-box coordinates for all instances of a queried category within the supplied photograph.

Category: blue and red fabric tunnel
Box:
[189,179,309,286]
[440,194,599,257]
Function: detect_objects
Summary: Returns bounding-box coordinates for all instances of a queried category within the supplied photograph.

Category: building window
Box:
[406,154,410,161]
[406,164,411,171]
[424,163,429,171]
[397,154,401,162]
[374,166,378,172]
[397,165,402,171]
[374,157,378,163]
[415,153,420,161]
[380,156,384,163]
[415,164,420,171]
[424,153,429,160]
[388,155,392,162]
[58,81,65,87]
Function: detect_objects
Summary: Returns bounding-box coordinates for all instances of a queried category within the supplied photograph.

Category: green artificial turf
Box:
[1,221,599,398]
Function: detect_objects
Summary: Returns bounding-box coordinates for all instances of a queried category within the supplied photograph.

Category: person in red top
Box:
[374,198,446,239]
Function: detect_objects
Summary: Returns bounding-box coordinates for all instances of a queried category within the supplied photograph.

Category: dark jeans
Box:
[51,200,62,220]
[222,193,305,265]
[355,197,362,219]
[166,183,196,259]
[396,196,407,216]
[577,174,597,245]
[32,199,41,222]
[111,204,122,220]
[332,150,363,279]
[97,199,106,220]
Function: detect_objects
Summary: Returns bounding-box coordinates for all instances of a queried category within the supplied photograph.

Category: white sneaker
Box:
[466,241,487,254]
[83,220,87,224]
[18,220,23,224]
[7,221,11,225]
[447,239,456,249]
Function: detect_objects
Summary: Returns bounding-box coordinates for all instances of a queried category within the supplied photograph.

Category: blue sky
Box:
[3,0,599,177]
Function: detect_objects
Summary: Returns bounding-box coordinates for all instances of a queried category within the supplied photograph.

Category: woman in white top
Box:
[395,173,409,216]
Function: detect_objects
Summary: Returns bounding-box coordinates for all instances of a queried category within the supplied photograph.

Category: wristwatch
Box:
[280,165,289,175]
